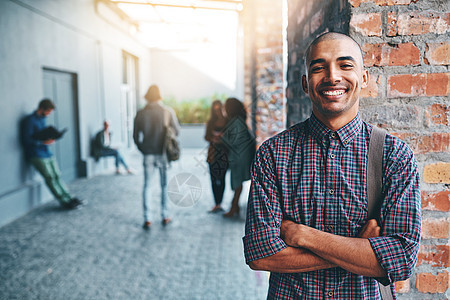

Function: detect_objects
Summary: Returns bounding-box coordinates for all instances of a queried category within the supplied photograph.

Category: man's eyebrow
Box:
[309,58,325,68]
[337,56,356,62]
[308,56,358,69]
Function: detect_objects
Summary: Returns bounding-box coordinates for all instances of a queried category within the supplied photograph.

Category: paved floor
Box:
[0,148,269,300]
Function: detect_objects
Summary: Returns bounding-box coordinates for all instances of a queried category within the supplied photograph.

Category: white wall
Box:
[149,12,244,102]
[0,0,152,226]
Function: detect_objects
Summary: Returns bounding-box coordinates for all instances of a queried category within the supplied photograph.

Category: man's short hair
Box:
[304,32,363,72]
[38,98,55,110]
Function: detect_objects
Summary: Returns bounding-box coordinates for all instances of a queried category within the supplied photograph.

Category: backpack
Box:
[163,108,180,162]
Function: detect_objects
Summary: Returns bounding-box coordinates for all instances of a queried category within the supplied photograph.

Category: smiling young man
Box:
[243,32,421,299]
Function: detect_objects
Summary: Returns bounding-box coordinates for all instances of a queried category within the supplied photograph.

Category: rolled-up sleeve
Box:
[369,138,421,284]
[243,141,287,264]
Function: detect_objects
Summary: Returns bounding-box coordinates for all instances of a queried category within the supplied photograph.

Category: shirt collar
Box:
[34,111,45,119]
[308,113,362,148]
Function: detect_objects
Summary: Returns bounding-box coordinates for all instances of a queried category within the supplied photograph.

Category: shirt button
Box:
[330,154,335,159]
[327,291,334,297]
[344,140,349,145]
[328,225,334,231]
[331,132,336,139]
[329,189,334,195]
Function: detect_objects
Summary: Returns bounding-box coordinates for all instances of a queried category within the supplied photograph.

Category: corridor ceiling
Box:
[109,0,243,49]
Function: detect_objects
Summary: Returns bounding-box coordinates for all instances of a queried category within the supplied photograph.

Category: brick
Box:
[425,104,450,126]
[421,217,450,239]
[425,43,450,65]
[387,73,449,97]
[417,245,450,267]
[388,74,423,97]
[349,0,363,6]
[395,279,410,293]
[423,162,450,184]
[375,0,412,5]
[422,191,450,212]
[363,43,420,67]
[387,12,398,36]
[395,279,411,294]
[391,133,450,155]
[360,74,379,98]
[426,73,450,96]
[349,0,412,7]
[416,271,449,293]
[417,133,450,154]
[397,12,449,35]
[350,13,382,37]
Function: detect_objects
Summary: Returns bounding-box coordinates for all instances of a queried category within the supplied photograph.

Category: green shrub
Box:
[163,93,228,124]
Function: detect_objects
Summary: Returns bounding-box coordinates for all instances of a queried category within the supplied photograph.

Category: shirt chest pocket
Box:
[336,193,367,236]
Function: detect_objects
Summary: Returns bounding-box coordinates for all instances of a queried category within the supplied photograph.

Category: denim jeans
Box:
[143,154,168,222]
[30,157,72,205]
[98,148,129,169]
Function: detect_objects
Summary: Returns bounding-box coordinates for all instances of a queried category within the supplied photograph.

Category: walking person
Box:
[243,32,421,299]
[21,99,84,209]
[221,97,255,218]
[92,120,133,175]
[133,85,180,229]
[205,100,229,213]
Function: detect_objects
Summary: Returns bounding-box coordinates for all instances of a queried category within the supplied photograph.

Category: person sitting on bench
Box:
[92,121,133,175]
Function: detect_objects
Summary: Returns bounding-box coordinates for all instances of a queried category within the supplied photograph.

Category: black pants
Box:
[208,156,228,206]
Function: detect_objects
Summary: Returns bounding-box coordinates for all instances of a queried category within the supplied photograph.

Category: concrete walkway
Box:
[0,148,269,300]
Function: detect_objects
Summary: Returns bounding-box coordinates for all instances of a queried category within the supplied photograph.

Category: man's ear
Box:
[302,75,308,94]
[361,69,369,89]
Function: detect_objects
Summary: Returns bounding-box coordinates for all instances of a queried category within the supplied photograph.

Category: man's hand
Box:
[358,219,380,239]
[279,218,386,277]
[281,220,302,247]
[43,139,55,145]
[282,219,380,246]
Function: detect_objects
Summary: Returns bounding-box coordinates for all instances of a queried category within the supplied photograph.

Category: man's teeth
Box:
[323,90,345,96]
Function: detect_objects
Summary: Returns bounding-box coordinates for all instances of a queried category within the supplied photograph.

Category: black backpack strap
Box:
[367,126,394,300]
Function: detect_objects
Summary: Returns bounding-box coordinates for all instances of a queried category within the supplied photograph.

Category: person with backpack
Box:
[133,85,180,229]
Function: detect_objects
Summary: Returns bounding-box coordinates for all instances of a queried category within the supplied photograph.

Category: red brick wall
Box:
[351,2,449,297]
[286,0,449,298]
[242,0,285,145]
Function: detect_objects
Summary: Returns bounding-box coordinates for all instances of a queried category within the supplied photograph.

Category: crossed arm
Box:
[249,219,387,278]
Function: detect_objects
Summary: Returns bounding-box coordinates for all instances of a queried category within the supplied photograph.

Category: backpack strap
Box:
[367,126,386,222]
[163,107,170,128]
[367,126,393,300]
[162,107,170,154]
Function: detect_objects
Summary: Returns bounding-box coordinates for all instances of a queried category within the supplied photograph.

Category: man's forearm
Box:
[293,225,386,277]
[248,246,336,273]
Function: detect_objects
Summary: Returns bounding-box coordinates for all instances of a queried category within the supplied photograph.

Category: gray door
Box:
[43,69,80,182]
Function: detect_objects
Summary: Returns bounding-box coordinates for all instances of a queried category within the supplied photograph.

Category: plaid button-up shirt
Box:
[243,114,421,299]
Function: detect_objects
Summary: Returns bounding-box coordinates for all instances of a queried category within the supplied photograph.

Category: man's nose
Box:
[325,65,342,83]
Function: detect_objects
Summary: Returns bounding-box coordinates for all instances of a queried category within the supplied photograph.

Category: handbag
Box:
[367,126,394,300]
[163,108,180,162]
